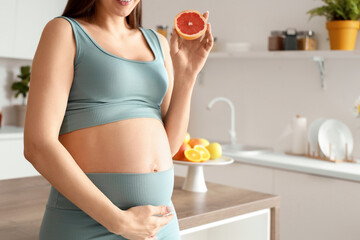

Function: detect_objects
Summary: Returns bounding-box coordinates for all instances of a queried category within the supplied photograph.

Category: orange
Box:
[184,149,202,162]
[194,145,211,161]
[173,143,191,161]
[188,138,209,148]
[174,10,207,40]
[188,138,202,148]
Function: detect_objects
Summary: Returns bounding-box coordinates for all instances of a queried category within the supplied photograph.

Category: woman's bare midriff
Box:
[58,118,173,174]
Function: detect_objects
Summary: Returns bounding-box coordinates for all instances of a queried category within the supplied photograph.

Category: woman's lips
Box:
[117,0,132,6]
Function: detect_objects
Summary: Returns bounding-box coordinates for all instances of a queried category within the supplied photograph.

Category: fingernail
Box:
[166,205,174,212]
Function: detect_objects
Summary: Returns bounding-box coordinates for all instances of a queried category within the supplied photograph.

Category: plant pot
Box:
[15,104,27,127]
[326,20,360,50]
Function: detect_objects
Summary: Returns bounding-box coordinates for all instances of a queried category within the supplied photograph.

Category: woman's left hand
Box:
[170,11,213,84]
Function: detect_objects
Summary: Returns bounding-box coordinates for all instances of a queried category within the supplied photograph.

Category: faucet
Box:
[207,97,237,146]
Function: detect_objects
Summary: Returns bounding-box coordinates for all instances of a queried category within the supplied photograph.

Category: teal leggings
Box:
[39,166,180,239]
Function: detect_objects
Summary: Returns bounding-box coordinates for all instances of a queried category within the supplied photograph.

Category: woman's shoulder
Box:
[37,17,77,60]
[140,27,169,49]
[44,16,75,36]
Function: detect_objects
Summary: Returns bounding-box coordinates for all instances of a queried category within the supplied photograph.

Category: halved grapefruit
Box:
[174,10,207,40]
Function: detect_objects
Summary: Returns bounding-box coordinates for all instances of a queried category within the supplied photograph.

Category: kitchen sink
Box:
[211,140,273,156]
[222,144,272,155]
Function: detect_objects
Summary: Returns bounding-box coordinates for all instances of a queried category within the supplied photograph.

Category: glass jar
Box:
[268,31,284,51]
[284,28,297,50]
[156,25,168,40]
[297,30,317,50]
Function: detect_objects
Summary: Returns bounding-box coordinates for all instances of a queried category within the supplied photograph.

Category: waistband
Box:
[46,166,174,211]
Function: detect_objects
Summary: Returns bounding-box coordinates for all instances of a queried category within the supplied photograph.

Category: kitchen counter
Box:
[0,173,280,240]
[0,125,23,140]
[224,150,360,182]
[173,176,279,239]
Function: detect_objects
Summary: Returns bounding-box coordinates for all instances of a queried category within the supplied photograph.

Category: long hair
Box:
[61,0,142,28]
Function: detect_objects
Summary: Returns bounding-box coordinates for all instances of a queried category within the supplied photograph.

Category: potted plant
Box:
[11,65,31,127]
[307,0,360,50]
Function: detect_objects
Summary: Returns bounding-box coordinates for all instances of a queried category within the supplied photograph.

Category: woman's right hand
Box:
[109,204,175,240]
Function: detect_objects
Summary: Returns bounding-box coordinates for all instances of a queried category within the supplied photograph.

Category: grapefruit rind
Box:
[174,10,207,40]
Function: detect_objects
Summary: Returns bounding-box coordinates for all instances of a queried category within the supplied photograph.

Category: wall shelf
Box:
[208,50,360,60]
[203,50,360,90]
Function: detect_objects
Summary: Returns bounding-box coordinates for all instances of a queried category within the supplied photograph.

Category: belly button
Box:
[153,163,158,172]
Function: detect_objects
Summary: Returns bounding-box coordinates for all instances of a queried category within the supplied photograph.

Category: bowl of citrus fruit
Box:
[173,132,234,193]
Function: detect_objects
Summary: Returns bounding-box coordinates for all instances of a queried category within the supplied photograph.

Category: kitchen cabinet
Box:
[0,126,39,180]
[0,1,16,58]
[273,169,360,240]
[178,161,360,240]
[172,175,279,240]
[0,0,67,59]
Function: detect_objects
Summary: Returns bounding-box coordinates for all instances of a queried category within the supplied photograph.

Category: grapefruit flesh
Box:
[174,10,207,40]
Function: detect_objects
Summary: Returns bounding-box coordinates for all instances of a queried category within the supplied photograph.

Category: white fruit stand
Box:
[173,156,234,192]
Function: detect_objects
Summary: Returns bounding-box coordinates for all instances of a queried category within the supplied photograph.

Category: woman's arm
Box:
[23,18,125,233]
[158,32,196,157]
[160,11,213,156]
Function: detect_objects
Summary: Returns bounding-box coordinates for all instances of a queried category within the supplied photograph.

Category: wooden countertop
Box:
[0,174,280,239]
[172,176,280,233]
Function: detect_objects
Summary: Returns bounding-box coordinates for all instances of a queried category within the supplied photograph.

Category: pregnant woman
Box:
[23,0,212,239]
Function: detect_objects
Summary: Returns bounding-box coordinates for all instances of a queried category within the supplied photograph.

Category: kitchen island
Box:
[0,172,280,240]
[178,148,360,240]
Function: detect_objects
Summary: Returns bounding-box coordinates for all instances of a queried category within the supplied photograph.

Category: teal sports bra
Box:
[54,16,169,136]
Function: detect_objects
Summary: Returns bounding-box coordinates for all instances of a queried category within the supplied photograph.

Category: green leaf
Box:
[307,0,360,21]
[12,65,31,100]
[20,65,30,75]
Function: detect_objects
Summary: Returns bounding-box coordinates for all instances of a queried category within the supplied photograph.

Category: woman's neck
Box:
[91,3,132,38]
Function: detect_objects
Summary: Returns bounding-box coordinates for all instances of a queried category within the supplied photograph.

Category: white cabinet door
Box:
[0,139,40,180]
[11,0,67,59]
[0,0,16,58]
[202,162,274,194]
[274,169,360,240]
[181,209,270,240]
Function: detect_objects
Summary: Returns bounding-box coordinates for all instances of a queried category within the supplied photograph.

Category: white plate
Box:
[307,118,327,155]
[318,119,354,160]
[173,156,234,166]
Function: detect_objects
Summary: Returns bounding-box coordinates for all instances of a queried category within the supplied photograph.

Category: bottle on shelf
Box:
[156,25,169,41]
[268,31,285,51]
[297,30,317,50]
[284,28,298,50]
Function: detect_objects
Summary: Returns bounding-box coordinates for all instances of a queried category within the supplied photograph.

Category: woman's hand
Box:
[170,11,214,83]
[109,205,175,240]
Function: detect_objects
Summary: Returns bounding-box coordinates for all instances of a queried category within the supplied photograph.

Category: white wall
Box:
[1,0,360,157]
[141,0,360,157]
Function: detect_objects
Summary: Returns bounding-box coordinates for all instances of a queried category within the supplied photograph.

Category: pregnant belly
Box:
[58,118,173,173]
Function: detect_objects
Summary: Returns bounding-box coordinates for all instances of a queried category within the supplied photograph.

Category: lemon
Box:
[206,142,222,159]
[184,132,191,144]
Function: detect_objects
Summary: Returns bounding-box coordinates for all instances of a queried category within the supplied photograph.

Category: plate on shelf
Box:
[173,156,234,166]
[318,119,354,160]
[307,118,327,155]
